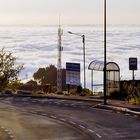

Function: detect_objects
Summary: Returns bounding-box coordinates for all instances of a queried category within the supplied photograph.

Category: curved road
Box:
[0,96,139,140]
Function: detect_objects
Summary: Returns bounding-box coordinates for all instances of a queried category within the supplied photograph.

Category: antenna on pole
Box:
[57,15,63,92]
[59,14,61,28]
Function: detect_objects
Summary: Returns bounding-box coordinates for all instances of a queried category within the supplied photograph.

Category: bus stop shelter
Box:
[88,60,120,95]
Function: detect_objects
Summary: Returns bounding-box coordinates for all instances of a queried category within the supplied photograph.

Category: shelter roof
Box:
[88,60,120,71]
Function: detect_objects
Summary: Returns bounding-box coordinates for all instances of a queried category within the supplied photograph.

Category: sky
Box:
[0,0,140,25]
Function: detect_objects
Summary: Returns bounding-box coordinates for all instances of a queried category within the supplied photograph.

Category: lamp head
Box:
[68,31,72,34]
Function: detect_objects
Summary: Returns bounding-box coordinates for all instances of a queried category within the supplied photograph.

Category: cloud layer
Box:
[0,25,140,89]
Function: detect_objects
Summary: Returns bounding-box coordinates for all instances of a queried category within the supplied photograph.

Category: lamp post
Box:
[68,31,86,89]
[104,0,107,105]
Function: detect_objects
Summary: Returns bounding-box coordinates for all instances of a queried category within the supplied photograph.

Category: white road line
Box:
[96,133,102,138]
[88,129,94,133]
[69,121,76,125]
[4,129,9,132]
[31,100,36,102]
[125,113,130,116]
[50,115,57,119]
[30,111,36,114]
[134,115,138,117]
[41,114,47,116]
[60,118,66,121]
[55,100,65,103]
[8,132,12,135]
[79,125,85,129]
[117,111,121,114]
[9,135,14,139]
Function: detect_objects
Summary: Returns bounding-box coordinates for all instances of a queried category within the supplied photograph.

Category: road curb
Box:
[12,94,103,104]
[97,104,140,116]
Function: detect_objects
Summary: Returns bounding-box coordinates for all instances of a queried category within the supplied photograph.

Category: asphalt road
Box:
[0,96,140,140]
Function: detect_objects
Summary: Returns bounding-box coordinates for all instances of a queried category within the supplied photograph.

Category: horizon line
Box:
[0,23,140,27]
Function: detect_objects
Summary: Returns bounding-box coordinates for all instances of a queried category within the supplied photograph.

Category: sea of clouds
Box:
[0,25,140,90]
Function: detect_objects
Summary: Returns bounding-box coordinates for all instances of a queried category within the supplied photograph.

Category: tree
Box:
[0,48,23,91]
[25,80,37,86]
[33,65,66,90]
[33,65,57,86]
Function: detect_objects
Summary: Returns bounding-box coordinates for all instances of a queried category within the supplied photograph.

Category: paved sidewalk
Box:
[107,99,140,112]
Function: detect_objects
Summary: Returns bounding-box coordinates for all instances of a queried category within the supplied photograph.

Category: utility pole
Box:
[104,0,107,105]
[57,21,63,92]
[68,31,86,89]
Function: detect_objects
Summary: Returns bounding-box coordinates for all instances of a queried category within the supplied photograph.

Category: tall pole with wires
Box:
[57,21,63,92]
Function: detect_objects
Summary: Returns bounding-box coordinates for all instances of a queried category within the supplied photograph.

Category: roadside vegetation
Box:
[109,80,140,105]
[0,48,23,94]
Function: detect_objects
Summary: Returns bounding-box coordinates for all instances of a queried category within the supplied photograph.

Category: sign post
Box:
[129,57,137,81]
[66,62,80,93]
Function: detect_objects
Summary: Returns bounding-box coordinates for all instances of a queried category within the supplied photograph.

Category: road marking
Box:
[31,100,37,103]
[134,115,138,117]
[60,118,66,121]
[50,115,57,119]
[57,100,65,103]
[88,129,94,133]
[69,121,76,125]
[41,114,47,116]
[79,125,85,129]
[9,135,14,139]
[117,111,121,114]
[4,129,9,132]
[125,113,130,116]
[8,132,12,135]
[96,133,102,138]
[29,111,36,114]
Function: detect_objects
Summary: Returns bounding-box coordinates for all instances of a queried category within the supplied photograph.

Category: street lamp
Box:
[68,31,86,89]
[104,0,107,105]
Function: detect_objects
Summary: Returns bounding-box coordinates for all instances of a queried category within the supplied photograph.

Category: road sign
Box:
[66,62,80,86]
[129,57,137,70]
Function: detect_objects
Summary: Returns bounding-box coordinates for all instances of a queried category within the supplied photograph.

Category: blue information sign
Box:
[66,62,80,85]
[66,63,80,72]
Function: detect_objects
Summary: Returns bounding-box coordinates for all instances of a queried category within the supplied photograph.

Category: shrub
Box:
[16,90,32,95]
[51,86,57,93]
[80,88,92,96]
[1,89,14,95]
[56,91,63,95]
[109,90,127,100]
